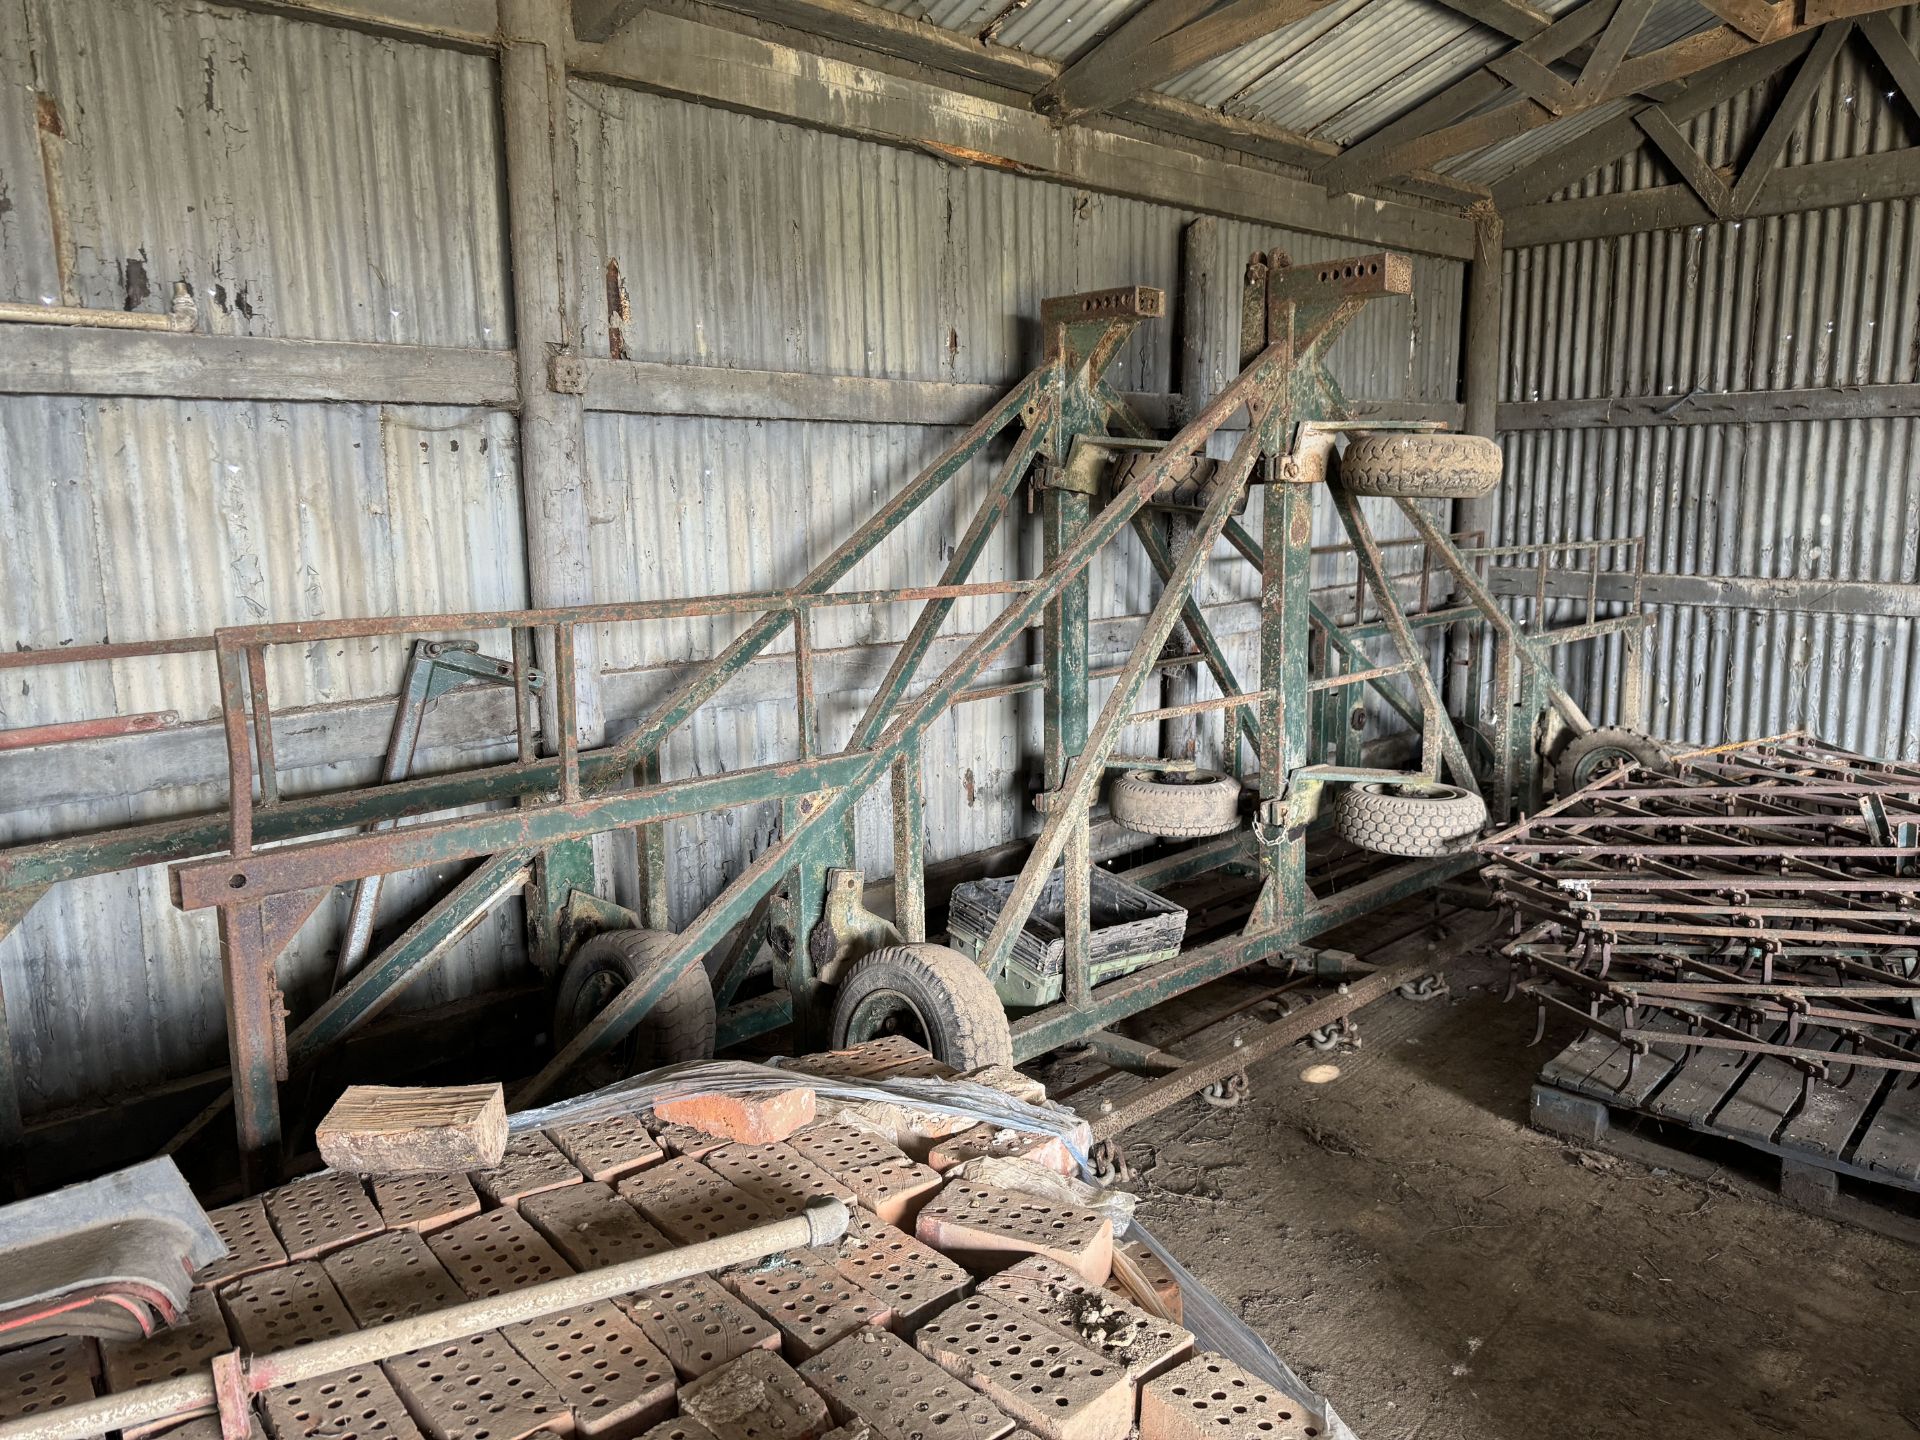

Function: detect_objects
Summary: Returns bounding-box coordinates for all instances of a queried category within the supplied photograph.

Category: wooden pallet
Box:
[1530,1009,1920,1218]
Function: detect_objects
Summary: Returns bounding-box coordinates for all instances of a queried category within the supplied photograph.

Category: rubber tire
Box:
[553,928,716,1080]
[1339,433,1502,499]
[830,943,1013,1070]
[1555,726,1669,796]
[1109,769,1242,838]
[1334,781,1487,858]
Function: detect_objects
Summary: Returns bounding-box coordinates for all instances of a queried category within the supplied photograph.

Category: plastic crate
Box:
[946,866,1187,1008]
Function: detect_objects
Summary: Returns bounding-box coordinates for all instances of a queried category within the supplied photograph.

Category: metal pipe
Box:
[0,1200,850,1440]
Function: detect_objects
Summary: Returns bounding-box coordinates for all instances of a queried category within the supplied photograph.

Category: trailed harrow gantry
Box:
[0,250,1657,1185]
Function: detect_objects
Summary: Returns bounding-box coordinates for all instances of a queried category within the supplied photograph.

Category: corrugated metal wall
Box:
[1498,8,1920,757]
[0,0,1459,1114]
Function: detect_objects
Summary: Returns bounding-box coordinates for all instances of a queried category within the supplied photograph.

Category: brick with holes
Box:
[427,1207,573,1300]
[625,1275,780,1379]
[798,1326,1013,1440]
[0,1337,99,1432]
[503,1300,676,1438]
[974,1256,1191,1384]
[786,1039,954,1082]
[382,1333,570,1440]
[371,1172,482,1235]
[547,1112,666,1183]
[647,1122,729,1160]
[703,1142,855,1214]
[198,1198,288,1286]
[158,1415,268,1440]
[784,1125,941,1226]
[815,1207,968,1337]
[652,1088,816,1146]
[925,1127,1074,1177]
[472,1130,583,1207]
[521,1182,675,1273]
[913,1180,1112,1286]
[323,1231,467,1327]
[635,1423,716,1440]
[1139,1354,1317,1440]
[676,1348,830,1440]
[616,1157,777,1245]
[218,1262,357,1353]
[914,1296,1133,1440]
[1108,1242,1180,1325]
[720,1254,892,1361]
[102,1287,232,1437]
[264,1172,383,1261]
[260,1365,426,1440]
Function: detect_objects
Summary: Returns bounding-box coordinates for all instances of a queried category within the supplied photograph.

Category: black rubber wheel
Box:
[553,928,716,1084]
[830,943,1013,1070]
[1109,769,1242,838]
[1555,726,1669,795]
[1334,780,1487,858]
[1340,433,1502,499]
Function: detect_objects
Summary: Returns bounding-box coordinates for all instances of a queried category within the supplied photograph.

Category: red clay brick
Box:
[616,1156,777,1245]
[370,1172,482,1235]
[914,1296,1132,1440]
[925,1126,1074,1177]
[218,1263,356,1353]
[426,1206,573,1299]
[653,1088,817,1145]
[704,1142,855,1214]
[797,1327,1014,1440]
[520,1181,675,1273]
[815,1208,969,1337]
[720,1255,892,1361]
[471,1130,583,1207]
[260,1365,423,1440]
[913,1180,1112,1285]
[504,1300,676,1437]
[648,1122,730,1159]
[1109,1242,1181,1325]
[322,1230,466,1327]
[785,1124,942,1226]
[677,1348,830,1440]
[383,1333,568,1440]
[975,1256,1192,1384]
[786,1039,954,1082]
[548,1112,666,1183]
[1138,1354,1316,1440]
[625,1275,781,1379]
[264,1172,383,1260]
[198,1198,288,1286]
[636,1422,716,1440]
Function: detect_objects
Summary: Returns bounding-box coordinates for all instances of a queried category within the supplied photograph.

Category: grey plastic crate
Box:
[946,866,1187,1008]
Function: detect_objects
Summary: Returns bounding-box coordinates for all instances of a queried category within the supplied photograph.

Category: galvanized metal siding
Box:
[1499,16,1920,756]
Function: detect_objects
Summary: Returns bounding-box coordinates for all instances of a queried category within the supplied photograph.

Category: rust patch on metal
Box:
[606,259,631,361]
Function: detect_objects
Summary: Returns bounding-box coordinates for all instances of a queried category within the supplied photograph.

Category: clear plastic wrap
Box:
[515,1059,1354,1440]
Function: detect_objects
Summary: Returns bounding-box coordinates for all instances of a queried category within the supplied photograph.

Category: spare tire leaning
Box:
[1109,769,1242,839]
[553,928,716,1084]
[1339,432,1502,500]
[1334,780,1487,858]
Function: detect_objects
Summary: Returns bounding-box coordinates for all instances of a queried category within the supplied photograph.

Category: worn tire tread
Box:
[1334,782,1487,858]
[554,928,717,1073]
[831,943,1013,1070]
[1109,769,1242,838]
[1340,433,1502,500]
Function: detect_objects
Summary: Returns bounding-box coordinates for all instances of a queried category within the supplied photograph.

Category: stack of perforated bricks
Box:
[0,1039,1320,1440]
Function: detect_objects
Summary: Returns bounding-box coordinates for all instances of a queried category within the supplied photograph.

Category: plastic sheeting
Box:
[514,1059,1357,1440]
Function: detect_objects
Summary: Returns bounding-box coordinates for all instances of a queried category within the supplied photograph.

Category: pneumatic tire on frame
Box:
[1339,433,1502,500]
[830,943,1013,1070]
[1334,780,1487,858]
[553,928,717,1085]
[1109,769,1242,839]
[1554,726,1671,796]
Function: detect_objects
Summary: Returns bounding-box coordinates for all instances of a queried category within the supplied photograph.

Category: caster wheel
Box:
[1200,1071,1249,1108]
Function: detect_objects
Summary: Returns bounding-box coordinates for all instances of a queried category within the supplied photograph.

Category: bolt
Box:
[1098,1097,1113,1114]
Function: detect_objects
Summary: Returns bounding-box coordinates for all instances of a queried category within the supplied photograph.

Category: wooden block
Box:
[625,1275,781,1379]
[322,1231,467,1327]
[1139,1354,1316,1440]
[383,1333,569,1440]
[926,1126,1074,1177]
[914,1180,1112,1285]
[102,1288,230,1436]
[521,1182,676,1272]
[616,1157,778,1245]
[548,1112,666,1182]
[653,1089,817,1146]
[915,1296,1132,1440]
[977,1256,1192,1383]
[316,1084,507,1174]
[263,1172,383,1261]
[721,1255,892,1361]
[798,1328,1014,1440]
[1108,1242,1180,1325]
[218,1263,356,1353]
[260,1366,425,1440]
[371,1172,482,1234]
[197,1199,288,1287]
[704,1142,856,1213]
[816,1208,969,1337]
[427,1207,573,1300]
[786,1125,943,1225]
[504,1300,676,1438]
[677,1349,831,1440]
[472,1130,583,1207]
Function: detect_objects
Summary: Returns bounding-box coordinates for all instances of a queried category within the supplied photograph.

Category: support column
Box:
[501,0,603,971]
[1163,218,1219,765]
[1042,472,1092,1006]
[1451,206,1504,738]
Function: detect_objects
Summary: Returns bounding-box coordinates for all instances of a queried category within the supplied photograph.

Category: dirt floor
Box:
[1032,910,1920,1440]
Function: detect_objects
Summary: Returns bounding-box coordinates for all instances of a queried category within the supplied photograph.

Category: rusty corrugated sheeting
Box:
[1499,14,1920,756]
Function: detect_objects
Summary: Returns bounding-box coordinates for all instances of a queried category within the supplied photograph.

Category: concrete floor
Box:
[1034,914,1920,1440]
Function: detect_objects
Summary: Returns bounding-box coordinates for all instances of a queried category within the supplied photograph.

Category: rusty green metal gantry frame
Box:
[0,251,1650,1185]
